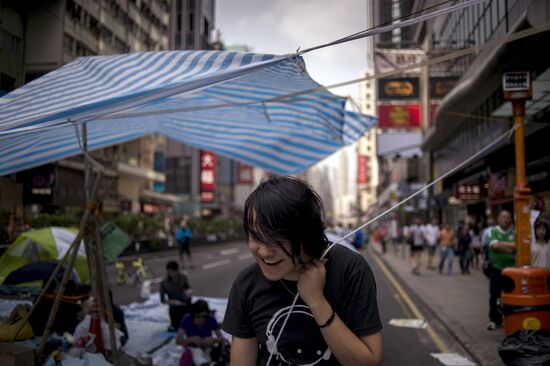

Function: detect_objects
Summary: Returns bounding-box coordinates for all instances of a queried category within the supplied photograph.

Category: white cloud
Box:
[216,0,368,101]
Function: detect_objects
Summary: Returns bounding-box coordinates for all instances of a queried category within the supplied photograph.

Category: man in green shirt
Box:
[486,210,515,330]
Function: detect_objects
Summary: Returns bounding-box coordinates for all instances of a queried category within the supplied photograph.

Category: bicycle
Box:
[115,257,155,286]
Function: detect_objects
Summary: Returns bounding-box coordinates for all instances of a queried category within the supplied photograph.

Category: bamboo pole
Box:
[37,172,103,358]
[92,215,119,365]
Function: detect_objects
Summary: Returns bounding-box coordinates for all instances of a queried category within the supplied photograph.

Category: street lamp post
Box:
[499,72,550,336]
[502,71,532,265]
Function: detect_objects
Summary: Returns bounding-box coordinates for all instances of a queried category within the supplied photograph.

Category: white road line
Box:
[220,248,239,256]
[202,259,231,270]
[238,253,253,260]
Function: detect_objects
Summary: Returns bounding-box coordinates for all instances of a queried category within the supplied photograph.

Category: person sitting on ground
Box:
[176,299,226,366]
[160,261,193,332]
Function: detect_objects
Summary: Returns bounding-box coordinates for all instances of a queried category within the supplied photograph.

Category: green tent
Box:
[0,227,89,285]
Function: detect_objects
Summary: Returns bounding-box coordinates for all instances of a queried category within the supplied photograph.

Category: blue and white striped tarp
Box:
[0,51,376,175]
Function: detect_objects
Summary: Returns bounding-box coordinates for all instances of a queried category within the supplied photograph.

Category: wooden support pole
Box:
[37,172,103,359]
[92,216,119,365]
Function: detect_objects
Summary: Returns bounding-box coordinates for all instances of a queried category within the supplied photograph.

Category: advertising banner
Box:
[357,155,369,185]
[455,184,483,201]
[237,162,254,184]
[378,77,420,100]
[200,150,216,202]
[377,104,421,129]
[374,48,424,74]
[429,77,459,99]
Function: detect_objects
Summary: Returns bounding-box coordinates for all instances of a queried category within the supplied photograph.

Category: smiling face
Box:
[248,237,307,281]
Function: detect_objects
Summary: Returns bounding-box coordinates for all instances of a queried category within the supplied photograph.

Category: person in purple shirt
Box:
[176,300,226,365]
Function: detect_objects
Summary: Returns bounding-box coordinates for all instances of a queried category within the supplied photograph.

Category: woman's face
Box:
[248,237,305,281]
[193,311,208,326]
[536,226,547,242]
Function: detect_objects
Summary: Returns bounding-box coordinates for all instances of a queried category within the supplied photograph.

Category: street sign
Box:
[503,72,532,100]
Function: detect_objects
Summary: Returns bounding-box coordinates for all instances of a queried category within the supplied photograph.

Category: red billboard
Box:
[200,150,216,202]
[357,155,369,185]
[237,162,254,184]
[377,104,421,129]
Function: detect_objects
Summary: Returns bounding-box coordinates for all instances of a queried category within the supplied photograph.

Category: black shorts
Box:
[179,238,191,255]
[410,245,424,252]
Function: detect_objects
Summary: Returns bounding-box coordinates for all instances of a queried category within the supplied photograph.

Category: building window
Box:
[2,30,21,54]
[188,12,194,32]
[154,151,165,172]
[64,33,75,54]
[0,73,16,95]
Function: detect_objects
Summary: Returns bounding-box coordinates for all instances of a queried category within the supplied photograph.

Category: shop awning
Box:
[0,50,376,176]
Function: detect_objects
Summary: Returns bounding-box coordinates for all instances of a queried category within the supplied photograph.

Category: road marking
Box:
[371,253,449,353]
[202,259,231,270]
[220,248,239,256]
[238,253,253,260]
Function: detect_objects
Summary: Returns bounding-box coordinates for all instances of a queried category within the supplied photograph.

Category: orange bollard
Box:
[501,266,550,336]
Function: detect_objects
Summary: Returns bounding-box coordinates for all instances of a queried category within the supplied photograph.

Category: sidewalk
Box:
[370,242,504,366]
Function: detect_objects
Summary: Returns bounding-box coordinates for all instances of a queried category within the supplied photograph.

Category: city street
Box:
[1,1,549,365]
[107,241,476,365]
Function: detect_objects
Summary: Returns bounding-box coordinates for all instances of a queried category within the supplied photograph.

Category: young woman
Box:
[176,300,226,365]
[222,175,383,366]
[532,220,550,268]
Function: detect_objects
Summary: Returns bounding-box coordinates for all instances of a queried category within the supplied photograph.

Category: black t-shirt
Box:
[222,245,382,365]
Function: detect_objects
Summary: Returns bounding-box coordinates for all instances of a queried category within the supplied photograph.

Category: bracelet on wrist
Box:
[318,310,336,328]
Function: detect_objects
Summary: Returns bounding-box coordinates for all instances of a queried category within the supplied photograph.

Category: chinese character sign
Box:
[454,184,483,201]
[200,150,216,201]
[237,163,254,184]
[357,155,368,186]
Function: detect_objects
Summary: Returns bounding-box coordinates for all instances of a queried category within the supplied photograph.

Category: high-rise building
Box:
[171,0,214,50]
[374,0,417,49]
[0,0,174,215]
[415,0,550,225]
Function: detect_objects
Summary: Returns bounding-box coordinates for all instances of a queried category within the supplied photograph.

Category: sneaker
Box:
[486,321,502,331]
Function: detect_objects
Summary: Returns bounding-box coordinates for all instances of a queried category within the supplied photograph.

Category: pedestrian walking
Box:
[486,210,515,331]
[379,224,388,255]
[160,261,193,332]
[457,223,472,275]
[470,220,483,269]
[424,218,440,270]
[352,227,364,250]
[408,218,425,275]
[532,219,550,268]
[438,224,456,275]
[222,175,383,365]
[388,214,400,255]
[176,221,194,269]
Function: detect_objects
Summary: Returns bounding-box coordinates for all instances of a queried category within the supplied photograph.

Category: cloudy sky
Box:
[216,0,369,103]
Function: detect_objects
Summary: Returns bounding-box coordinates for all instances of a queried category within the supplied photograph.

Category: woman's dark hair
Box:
[535,220,550,241]
[190,299,210,316]
[243,175,328,261]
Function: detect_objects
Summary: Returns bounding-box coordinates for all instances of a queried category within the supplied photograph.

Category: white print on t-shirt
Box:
[265,304,332,365]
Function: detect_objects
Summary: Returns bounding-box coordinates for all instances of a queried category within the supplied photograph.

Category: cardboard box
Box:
[0,342,35,366]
